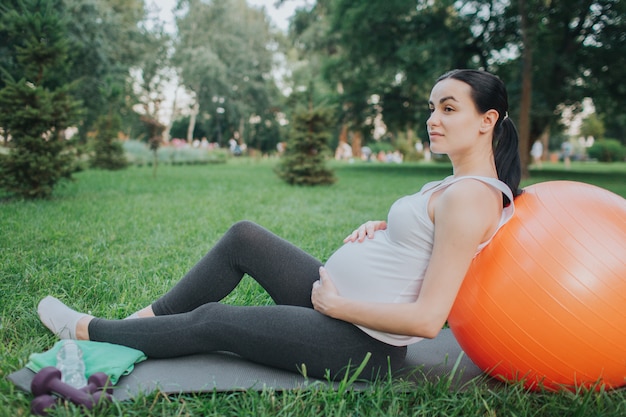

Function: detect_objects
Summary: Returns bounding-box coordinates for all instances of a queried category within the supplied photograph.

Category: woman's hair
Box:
[436,69,522,205]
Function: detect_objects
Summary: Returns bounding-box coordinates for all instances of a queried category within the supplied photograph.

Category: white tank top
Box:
[324,176,515,346]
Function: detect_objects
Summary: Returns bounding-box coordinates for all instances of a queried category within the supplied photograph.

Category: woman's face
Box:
[426,78,484,156]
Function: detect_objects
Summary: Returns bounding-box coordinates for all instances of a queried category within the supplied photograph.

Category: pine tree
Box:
[0,0,81,199]
[90,113,128,170]
[276,105,336,186]
[89,78,128,170]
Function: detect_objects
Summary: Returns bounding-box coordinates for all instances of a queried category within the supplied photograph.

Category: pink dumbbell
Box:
[30,367,112,415]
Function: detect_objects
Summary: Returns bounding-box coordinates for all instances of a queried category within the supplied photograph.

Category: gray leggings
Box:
[89,221,406,380]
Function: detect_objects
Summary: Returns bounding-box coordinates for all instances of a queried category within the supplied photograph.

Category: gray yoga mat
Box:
[8,329,496,400]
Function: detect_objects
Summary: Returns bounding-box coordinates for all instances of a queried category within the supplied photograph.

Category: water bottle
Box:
[56,340,87,388]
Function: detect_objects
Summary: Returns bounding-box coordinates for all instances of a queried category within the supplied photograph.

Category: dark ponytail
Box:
[494,117,522,205]
[436,69,522,205]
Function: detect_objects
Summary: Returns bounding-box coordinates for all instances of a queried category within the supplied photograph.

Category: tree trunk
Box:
[352,130,362,158]
[335,124,349,160]
[186,101,199,144]
[163,87,179,143]
[518,0,533,179]
[239,117,245,146]
[406,124,414,151]
[539,124,550,161]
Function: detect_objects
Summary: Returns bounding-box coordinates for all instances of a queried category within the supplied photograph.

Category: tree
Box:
[284,0,339,109]
[489,0,626,168]
[325,0,485,150]
[580,0,626,144]
[90,112,127,170]
[580,113,605,142]
[516,0,533,176]
[140,114,165,178]
[286,0,626,174]
[0,0,81,199]
[1,0,154,143]
[276,104,336,186]
[174,0,281,147]
[131,16,172,142]
[61,0,147,141]
[283,0,345,153]
[89,78,128,170]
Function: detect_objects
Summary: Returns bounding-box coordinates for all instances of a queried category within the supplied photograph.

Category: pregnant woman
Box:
[38,69,521,380]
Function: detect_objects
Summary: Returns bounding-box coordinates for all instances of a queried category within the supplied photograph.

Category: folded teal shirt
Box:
[26,341,147,385]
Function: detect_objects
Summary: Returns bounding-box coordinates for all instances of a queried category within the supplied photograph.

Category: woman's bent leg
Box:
[89,303,406,381]
[153,221,323,315]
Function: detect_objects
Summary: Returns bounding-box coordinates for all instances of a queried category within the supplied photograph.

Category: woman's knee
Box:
[224,221,280,251]
[226,220,261,239]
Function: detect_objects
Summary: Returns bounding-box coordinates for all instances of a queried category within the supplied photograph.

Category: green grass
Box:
[1,159,625,416]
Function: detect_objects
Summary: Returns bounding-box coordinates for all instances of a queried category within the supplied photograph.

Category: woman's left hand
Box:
[311,267,341,317]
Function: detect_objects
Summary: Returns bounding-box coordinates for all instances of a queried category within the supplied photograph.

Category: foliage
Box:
[89,113,128,170]
[131,15,172,142]
[1,0,622,177]
[139,114,165,177]
[0,128,75,200]
[60,0,148,140]
[276,105,336,185]
[579,0,626,144]
[169,116,208,141]
[327,0,476,140]
[283,0,339,113]
[174,0,282,146]
[0,0,170,149]
[287,0,626,172]
[580,113,606,141]
[122,140,228,166]
[367,140,396,155]
[0,0,82,199]
[587,139,626,163]
[122,139,153,166]
[489,0,626,153]
[88,75,129,170]
[246,111,284,154]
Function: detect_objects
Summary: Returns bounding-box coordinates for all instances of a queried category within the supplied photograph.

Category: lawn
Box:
[1,159,625,416]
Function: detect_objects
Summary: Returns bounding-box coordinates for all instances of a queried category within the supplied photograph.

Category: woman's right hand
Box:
[344,220,387,243]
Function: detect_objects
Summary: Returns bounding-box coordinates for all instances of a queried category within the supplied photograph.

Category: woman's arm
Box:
[312,180,502,339]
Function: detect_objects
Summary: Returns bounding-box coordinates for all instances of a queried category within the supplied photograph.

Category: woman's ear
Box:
[479,109,500,133]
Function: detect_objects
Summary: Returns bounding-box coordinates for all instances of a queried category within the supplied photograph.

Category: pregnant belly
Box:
[324,235,424,304]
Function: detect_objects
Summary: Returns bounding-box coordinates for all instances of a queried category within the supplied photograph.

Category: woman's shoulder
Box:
[438,177,515,230]
[440,178,500,204]
[431,179,504,241]
[441,176,513,203]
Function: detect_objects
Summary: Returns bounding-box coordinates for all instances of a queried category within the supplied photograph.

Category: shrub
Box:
[122,140,228,166]
[276,105,336,186]
[0,2,81,199]
[0,133,76,199]
[123,140,153,166]
[90,113,128,170]
[587,139,626,162]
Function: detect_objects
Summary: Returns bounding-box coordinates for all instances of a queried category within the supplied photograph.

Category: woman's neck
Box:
[451,156,497,179]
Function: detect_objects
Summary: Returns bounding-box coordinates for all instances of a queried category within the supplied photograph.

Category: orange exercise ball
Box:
[448,181,626,391]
